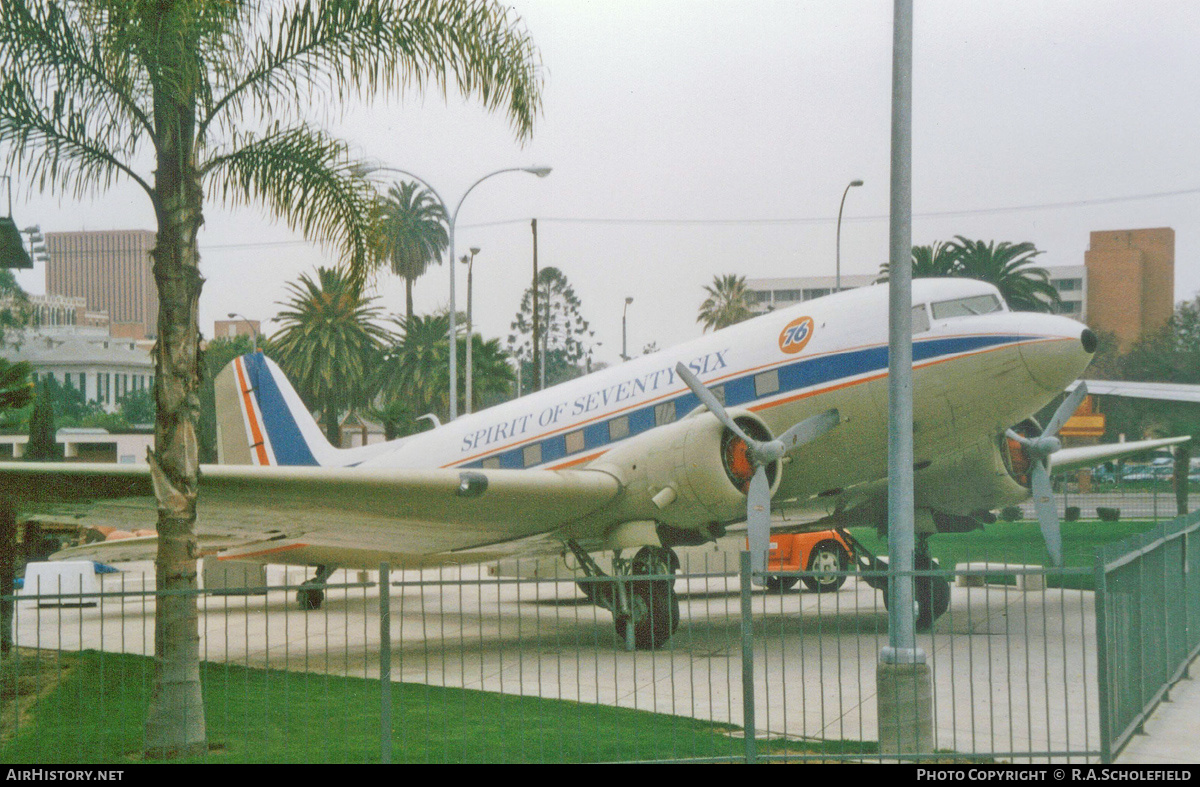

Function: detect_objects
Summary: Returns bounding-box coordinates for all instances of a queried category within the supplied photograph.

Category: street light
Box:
[621,297,633,362]
[354,163,552,420]
[835,179,864,293]
[462,246,480,414]
[226,312,258,353]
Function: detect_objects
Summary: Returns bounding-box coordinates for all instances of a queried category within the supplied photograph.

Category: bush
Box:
[1065,506,1081,522]
[1000,506,1023,522]
[1097,507,1121,522]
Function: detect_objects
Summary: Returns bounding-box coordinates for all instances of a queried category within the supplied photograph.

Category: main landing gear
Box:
[568,541,680,651]
[837,529,950,632]
[296,564,337,610]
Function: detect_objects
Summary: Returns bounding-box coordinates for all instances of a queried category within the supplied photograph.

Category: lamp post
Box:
[21,226,48,267]
[462,246,480,414]
[621,297,633,361]
[226,312,258,353]
[835,179,864,292]
[354,163,551,420]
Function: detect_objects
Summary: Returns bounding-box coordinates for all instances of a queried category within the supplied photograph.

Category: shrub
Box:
[1000,506,1023,522]
[1097,507,1121,522]
[1065,506,1081,522]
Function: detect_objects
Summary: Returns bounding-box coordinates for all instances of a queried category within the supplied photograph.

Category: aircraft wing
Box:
[1050,435,1191,475]
[1067,379,1200,403]
[0,462,623,567]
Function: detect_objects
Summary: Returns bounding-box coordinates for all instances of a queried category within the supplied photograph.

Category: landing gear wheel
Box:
[297,587,324,611]
[614,580,679,650]
[802,540,849,593]
[880,556,951,631]
[764,575,799,592]
[914,575,950,632]
[631,546,680,585]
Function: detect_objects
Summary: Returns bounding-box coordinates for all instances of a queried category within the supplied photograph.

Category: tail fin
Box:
[215,353,337,467]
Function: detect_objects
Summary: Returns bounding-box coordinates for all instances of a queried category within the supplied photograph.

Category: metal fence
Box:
[1094,508,1200,761]
[0,496,1196,763]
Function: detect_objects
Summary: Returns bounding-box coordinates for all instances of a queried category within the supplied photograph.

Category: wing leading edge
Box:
[0,463,623,568]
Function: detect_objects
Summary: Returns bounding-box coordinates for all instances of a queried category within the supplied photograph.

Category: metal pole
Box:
[379,562,392,764]
[531,219,540,391]
[883,0,920,667]
[465,255,472,414]
[448,217,458,421]
[835,180,863,293]
[1094,553,1112,763]
[739,551,757,764]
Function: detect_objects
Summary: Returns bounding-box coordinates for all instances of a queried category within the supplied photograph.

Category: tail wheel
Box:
[802,540,849,593]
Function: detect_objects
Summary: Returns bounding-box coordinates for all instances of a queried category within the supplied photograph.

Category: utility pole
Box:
[531,218,540,392]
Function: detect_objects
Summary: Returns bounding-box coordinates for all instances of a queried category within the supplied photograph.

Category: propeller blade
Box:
[1042,382,1089,439]
[1030,461,1063,566]
[747,464,772,585]
[1006,428,1032,446]
[675,362,756,446]
[776,409,840,453]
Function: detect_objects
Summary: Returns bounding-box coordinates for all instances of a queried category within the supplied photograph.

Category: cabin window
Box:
[912,304,931,334]
[931,294,1002,320]
[565,430,585,454]
[481,458,500,470]
[654,401,676,426]
[754,369,780,397]
[709,385,726,405]
[609,416,630,441]
[522,443,542,467]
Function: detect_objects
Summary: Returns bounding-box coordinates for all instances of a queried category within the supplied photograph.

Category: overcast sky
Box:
[10,0,1200,365]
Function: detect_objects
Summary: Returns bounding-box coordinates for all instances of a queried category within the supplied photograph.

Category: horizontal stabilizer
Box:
[1050,435,1191,475]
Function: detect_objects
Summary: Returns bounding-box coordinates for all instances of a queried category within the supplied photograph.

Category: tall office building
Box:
[45,230,158,339]
[1084,228,1175,352]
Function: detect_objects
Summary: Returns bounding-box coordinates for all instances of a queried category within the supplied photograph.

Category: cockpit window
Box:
[912,304,930,334]
[931,294,1002,320]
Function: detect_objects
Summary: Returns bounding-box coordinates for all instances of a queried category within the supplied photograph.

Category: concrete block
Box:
[876,661,934,756]
[955,562,1045,591]
[202,559,267,595]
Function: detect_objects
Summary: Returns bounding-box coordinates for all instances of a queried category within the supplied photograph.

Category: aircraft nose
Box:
[1017,318,1096,392]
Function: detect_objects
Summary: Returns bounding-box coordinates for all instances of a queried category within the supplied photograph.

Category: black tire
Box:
[297,587,324,611]
[615,580,679,650]
[914,575,951,632]
[802,541,849,593]
[764,575,799,592]
[631,546,679,584]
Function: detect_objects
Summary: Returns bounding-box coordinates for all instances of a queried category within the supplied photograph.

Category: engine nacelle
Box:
[592,408,781,531]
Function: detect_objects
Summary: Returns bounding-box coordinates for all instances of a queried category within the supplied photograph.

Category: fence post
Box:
[1094,551,1112,764]
[380,563,392,764]
[739,551,757,764]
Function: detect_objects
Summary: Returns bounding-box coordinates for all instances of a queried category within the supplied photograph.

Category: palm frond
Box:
[204,124,376,283]
[200,0,543,143]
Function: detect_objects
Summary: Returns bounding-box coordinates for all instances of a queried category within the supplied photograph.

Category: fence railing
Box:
[1094,508,1200,761]
[2,495,1198,763]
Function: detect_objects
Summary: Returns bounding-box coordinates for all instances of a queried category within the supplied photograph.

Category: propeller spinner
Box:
[675,362,840,584]
[1005,382,1089,566]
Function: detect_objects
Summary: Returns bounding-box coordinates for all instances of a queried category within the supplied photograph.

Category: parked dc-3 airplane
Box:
[0,277,1187,649]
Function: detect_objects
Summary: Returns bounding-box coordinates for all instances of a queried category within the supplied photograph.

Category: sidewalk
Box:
[1116,664,1200,764]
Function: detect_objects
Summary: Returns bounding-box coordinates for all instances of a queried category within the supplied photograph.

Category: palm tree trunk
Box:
[406,277,414,322]
[143,65,207,759]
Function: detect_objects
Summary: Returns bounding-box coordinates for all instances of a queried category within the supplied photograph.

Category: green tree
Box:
[0,270,30,345]
[697,273,752,332]
[371,181,449,321]
[509,267,592,387]
[876,237,1062,313]
[25,379,58,461]
[271,268,394,445]
[1099,297,1200,513]
[378,313,451,423]
[461,333,515,412]
[952,237,1061,313]
[0,0,542,754]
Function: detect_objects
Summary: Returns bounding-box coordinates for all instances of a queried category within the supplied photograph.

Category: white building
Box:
[1,296,155,413]
[746,266,1087,319]
[0,428,153,464]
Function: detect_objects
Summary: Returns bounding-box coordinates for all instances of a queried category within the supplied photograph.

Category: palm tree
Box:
[372,181,449,320]
[876,240,961,282]
[952,236,1062,313]
[271,268,394,444]
[377,313,452,422]
[0,0,540,755]
[697,274,753,332]
[460,334,515,411]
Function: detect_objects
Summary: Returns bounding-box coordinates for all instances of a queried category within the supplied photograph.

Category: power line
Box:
[184,184,1200,250]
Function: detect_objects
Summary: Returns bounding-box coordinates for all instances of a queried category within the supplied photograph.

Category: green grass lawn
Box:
[847,519,1164,590]
[0,650,861,764]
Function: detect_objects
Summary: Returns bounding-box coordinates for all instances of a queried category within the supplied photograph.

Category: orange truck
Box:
[759,530,853,593]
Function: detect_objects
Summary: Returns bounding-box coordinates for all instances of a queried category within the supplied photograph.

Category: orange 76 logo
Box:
[778,316,815,354]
